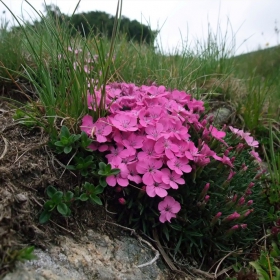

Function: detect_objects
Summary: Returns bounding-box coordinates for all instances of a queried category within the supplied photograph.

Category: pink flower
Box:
[146,180,170,198]
[154,137,178,159]
[250,150,262,162]
[167,157,192,175]
[136,158,163,185]
[137,139,160,160]
[80,116,112,143]
[127,162,142,184]
[209,125,226,140]
[110,113,138,132]
[122,133,144,155]
[106,161,129,187]
[244,135,259,148]
[185,141,202,160]
[161,168,185,189]
[145,123,164,141]
[106,145,127,165]
[158,196,181,223]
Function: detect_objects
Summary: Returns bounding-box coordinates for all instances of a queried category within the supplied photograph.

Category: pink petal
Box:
[146,185,156,197]
[117,177,129,187]
[181,164,192,173]
[155,188,168,197]
[106,175,116,187]
[143,173,154,185]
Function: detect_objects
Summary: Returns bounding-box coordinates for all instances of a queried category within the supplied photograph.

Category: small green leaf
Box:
[110,168,120,175]
[98,162,106,170]
[65,191,74,202]
[99,177,107,188]
[89,195,102,205]
[64,146,72,154]
[54,141,64,147]
[52,191,63,203]
[39,210,52,224]
[60,125,70,137]
[66,165,76,170]
[57,203,69,216]
[94,186,104,195]
[79,193,89,201]
[46,185,57,198]
[44,200,55,210]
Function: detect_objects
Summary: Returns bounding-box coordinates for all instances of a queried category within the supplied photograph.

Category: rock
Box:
[3,230,168,280]
[208,107,232,126]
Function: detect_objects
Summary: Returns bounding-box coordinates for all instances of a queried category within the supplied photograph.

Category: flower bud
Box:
[236,143,245,152]
[118,198,126,205]
[223,211,240,222]
[247,200,253,206]
[238,197,245,205]
[226,224,239,236]
[240,224,247,229]
[115,186,122,193]
[199,183,210,199]
[204,195,210,203]
[241,163,248,171]
[248,182,255,188]
[244,209,254,217]
[210,212,222,226]
[245,189,252,196]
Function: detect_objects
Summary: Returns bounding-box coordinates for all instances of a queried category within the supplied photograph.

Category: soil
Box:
[0,86,122,278]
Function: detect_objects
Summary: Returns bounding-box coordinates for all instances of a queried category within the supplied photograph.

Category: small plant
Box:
[250,250,280,280]
[78,182,104,205]
[39,185,74,223]
[53,125,81,154]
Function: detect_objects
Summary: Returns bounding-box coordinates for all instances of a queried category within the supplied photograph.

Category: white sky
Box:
[1,0,280,56]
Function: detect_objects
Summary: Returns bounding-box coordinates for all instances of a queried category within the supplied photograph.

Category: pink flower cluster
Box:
[80,82,258,223]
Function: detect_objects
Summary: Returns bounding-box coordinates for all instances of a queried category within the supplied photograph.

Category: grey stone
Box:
[3,231,168,280]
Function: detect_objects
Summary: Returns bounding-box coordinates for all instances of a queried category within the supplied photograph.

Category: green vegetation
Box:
[1,0,280,278]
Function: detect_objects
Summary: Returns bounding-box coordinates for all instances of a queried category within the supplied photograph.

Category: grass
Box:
[0,1,280,278]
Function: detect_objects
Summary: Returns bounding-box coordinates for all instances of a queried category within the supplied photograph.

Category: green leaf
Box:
[94,186,104,195]
[39,210,52,224]
[54,141,64,147]
[110,168,120,175]
[249,261,270,280]
[79,193,89,201]
[46,185,57,198]
[52,191,63,203]
[81,170,89,177]
[162,225,170,241]
[169,224,183,231]
[65,191,74,202]
[64,146,72,154]
[43,200,55,210]
[60,125,70,138]
[89,195,102,205]
[57,203,69,216]
[66,165,76,170]
[99,177,107,188]
[98,162,106,170]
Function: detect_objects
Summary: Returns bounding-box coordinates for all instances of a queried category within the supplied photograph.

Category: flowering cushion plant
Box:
[80,81,271,268]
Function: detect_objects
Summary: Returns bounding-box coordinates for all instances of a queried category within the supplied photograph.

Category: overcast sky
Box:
[1,0,280,56]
